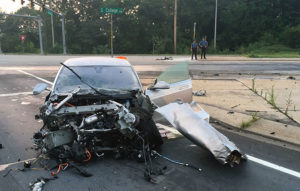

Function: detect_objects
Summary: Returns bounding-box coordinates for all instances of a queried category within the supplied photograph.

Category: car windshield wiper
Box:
[60,62,106,96]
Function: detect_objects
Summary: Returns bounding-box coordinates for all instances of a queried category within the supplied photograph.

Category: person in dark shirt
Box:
[199,37,208,59]
[191,40,198,60]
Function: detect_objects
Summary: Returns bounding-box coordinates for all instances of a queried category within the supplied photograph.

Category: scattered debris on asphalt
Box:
[193,90,206,96]
[156,56,173,60]
[2,169,12,177]
[29,176,57,191]
[228,111,235,114]
[152,150,202,172]
[270,132,276,135]
[24,161,32,168]
[287,76,296,80]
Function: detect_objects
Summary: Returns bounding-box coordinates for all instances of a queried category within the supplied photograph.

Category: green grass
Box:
[267,85,277,109]
[247,44,300,58]
[241,112,260,129]
[248,52,300,58]
[251,79,258,94]
[284,89,294,115]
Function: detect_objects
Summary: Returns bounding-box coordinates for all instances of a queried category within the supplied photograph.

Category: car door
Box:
[145,62,192,107]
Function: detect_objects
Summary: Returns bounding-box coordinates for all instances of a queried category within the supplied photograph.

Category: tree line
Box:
[0,0,299,54]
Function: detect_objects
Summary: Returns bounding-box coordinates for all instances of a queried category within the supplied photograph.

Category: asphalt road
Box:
[1,55,300,76]
[0,56,300,190]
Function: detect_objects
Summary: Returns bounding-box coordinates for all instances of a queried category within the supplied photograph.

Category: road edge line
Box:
[0,92,32,97]
[247,154,300,179]
[17,69,53,85]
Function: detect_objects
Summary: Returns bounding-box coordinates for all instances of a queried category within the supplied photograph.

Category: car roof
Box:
[64,57,131,67]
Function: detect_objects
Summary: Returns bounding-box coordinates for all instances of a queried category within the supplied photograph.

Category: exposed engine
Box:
[33,89,163,163]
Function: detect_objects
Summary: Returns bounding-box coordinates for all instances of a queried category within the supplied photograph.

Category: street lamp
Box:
[174,0,177,54]
[214,0,218,49]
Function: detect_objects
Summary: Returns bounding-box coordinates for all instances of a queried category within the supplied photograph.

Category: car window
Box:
[54,65,140,93]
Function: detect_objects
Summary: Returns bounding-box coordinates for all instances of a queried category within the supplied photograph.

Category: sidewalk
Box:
[157,55,300,62]
[192,79,300,146]
[140,77,300,146]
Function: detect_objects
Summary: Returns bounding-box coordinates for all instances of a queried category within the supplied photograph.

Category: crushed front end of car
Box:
[33,87,163,165]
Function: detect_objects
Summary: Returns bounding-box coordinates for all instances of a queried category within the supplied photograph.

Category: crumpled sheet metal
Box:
[155,101,242,165]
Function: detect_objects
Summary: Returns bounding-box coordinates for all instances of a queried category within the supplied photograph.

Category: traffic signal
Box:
[30,0,34,8]
[20,0,25,5]
[41,0,46,12]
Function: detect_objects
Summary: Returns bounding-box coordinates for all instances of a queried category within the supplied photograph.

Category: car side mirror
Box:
[33,83,49,95]
[148,81,170,90]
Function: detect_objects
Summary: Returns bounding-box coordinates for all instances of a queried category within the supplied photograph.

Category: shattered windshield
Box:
[54,65,140,93]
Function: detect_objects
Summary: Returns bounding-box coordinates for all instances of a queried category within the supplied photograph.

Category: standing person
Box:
[199,37,208,59]
[191,40,198,60]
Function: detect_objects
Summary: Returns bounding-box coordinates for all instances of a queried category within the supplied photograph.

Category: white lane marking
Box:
[17,69,53,85]
[247,154,300,179]
[0,92,32,97]
[0,158,36,171]
[21,101,31,105]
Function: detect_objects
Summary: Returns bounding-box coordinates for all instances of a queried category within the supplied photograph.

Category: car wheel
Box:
[137,119,163,149]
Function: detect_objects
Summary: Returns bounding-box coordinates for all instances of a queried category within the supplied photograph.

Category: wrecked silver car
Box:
[33,57,243,180]
[33,58,164,166]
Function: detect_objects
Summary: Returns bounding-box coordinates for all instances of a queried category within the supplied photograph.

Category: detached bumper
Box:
[156,101,244,166]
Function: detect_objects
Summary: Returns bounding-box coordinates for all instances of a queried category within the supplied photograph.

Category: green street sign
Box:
[47,11,53,16]
[100,8,123,14]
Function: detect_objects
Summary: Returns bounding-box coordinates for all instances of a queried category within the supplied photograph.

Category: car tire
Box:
[137,118,163,149]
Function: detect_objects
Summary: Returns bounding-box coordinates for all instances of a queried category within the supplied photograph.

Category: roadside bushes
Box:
[280,25,300,49]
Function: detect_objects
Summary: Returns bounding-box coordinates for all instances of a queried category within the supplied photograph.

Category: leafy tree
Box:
[0,0,299,54]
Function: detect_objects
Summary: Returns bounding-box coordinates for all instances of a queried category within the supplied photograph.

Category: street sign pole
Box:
[50,0,55,48]
[100,8,122,57]
[111,14,113,57]
[61,15,66,55]
[37,15,44,55]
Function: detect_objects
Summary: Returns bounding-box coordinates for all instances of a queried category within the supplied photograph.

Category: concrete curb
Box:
[211,117,300,148]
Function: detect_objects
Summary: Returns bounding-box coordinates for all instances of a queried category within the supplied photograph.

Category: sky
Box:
[0,0,29,13]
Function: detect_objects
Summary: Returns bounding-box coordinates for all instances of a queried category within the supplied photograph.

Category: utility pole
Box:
[50,0,55,48]
[110,14,113,57]
[174,0,177,54]
[214,0,218,49]
[0,13,44,54]
[193,22,196,40]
